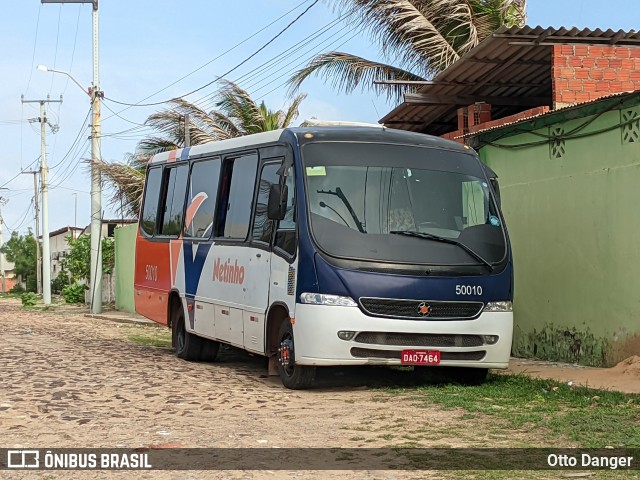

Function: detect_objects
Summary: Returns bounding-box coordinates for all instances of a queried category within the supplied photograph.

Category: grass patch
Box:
[127,330,171,348]
[393,373,640,447]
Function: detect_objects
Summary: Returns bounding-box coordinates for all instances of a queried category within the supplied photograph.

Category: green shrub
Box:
[21,292,38,307]
[9,283,25,294]
[62,283,86,304]
[52,271,70,294]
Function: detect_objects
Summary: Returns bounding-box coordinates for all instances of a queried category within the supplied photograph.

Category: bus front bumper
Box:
[293,304,513,368]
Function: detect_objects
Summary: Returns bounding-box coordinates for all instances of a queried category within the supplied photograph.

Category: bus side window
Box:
[184,158,221,238]
[251,162,280,244]
[216,154,259,240]
[159,164,189,237]
[140,167,163,236]
[274,168,296,256]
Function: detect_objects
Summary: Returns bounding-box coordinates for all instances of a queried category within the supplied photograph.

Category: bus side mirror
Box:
[489,178,501,207]
[267,183,288,220]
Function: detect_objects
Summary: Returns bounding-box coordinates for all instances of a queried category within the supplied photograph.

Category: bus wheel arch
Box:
[266,303,290,357]
[266,303,315,389]
[168,291,182,331]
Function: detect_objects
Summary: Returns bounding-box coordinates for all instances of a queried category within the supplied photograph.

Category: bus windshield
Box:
[302,142,507,266]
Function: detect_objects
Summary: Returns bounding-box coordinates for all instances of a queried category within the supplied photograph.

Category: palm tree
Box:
[97,79,306,216]
[288,0,527,102]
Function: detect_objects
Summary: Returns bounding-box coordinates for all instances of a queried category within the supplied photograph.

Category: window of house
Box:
[185,158,221,238]
[216,154,258,240]
[140,167,163,236]
[159,163,189,237]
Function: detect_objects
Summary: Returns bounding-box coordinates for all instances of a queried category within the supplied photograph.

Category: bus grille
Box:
[354,332,484,348]
[350,348,486,361]
[359,298,483,319]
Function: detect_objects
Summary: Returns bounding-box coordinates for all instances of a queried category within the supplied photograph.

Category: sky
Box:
[0,0,639,237]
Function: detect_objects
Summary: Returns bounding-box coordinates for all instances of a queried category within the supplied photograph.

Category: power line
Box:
[0,157,40,190]
[103,0,319,109]
[194,15,346,111]
[49,4,63,94]
[61,4,82,97]
[101,0,313,123]
[255,31,359,101]
[4,199,34,233]
[24,4,42,95]
[246,27,353,97]
[49,107,91,170]
[101,101,148,127]
[49,144,90,190]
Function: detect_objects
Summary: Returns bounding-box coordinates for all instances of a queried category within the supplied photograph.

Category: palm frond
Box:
[290,0,527,96]
[93,158,146,218]
[215,79,263,135]
[288,52,426,103]
[281,93,308,128]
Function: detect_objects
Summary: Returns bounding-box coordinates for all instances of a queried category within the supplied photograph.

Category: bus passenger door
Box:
[267,168,298,316]
[243,161,281,353]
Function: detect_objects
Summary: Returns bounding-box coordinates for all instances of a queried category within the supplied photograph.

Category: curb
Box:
[84,313,163,328]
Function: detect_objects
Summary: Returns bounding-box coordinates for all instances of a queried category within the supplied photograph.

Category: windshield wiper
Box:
[390,230,494,271]
[317,187,366,233]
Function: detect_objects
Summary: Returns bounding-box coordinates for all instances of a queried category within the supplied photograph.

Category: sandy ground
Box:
[0,298,528,480]
[1,297,638,479]
[507,356,640,394]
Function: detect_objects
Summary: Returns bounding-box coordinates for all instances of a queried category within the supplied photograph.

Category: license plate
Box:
[401,350,441,365]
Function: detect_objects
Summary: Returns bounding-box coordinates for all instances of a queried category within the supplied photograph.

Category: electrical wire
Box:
[194,16,347,111]
[255,31,359,101]
[482,108,640,150]
[62,5,82,97]
[49,4,63,94]
[4,199,34,233]
[101,0,313,122]
[50,138,89,186]
[24,4,42,95]
[103,0,319,109]
[49,142,90,189]
[49,107,91,170]
[101,102,148,127]
[251,29,356,98]
[0,158,40,190]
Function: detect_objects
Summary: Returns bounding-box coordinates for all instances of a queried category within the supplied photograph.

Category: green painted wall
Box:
[115,224,137,314]
[479,104,640,366]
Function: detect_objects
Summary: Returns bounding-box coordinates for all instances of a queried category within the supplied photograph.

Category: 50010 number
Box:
[455,285,482,295]
[145,265,158,282]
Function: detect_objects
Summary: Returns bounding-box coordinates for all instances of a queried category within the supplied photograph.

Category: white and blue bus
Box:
[134,124,513,389]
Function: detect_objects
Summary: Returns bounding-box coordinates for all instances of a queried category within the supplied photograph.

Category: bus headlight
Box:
[300,293,357,307]
[484,301,513,312]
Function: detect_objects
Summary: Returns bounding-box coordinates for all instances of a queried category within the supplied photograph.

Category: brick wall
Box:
[552,44,640,107]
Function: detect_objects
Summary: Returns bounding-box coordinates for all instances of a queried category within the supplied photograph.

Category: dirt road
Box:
[0,298,627,479]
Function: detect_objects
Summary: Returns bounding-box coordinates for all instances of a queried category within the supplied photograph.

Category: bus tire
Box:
[276,320,315,390]
[172,306,203,361]
[199,338,220,362]
[450,367,488,386]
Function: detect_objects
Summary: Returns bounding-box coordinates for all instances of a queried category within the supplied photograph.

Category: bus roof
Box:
[148,126,469,165]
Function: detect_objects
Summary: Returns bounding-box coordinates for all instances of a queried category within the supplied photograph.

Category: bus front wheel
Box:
[276,321,315,390]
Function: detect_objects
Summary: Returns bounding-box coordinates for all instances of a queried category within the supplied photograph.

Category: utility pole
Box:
[0,194,8,293]
[41,0,102,312]
[23,171,41,294]
[21,95,62,304]
[72,193,78,227]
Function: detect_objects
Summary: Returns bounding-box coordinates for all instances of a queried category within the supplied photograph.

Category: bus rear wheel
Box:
[276,321,315,390]
[172,305,219,362]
